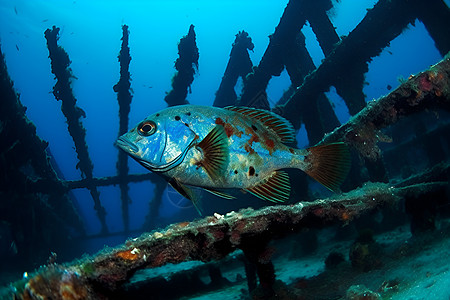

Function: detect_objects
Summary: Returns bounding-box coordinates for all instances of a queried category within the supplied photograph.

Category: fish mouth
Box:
[115,137,139,154]
[137,139,195,173]
[116,136,196,173]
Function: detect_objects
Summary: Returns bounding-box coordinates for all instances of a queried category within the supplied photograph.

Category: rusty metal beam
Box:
[164,25,199,107]
[44,26,108,234]
[114,24,133,233]
[12,179,447,299]
[278,0,420,127]
[319,54,450,159]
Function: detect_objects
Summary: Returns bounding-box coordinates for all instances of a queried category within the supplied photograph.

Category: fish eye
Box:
[138,121,156,136]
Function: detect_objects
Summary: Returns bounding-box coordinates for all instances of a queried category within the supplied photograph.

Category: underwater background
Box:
[1,0,450,299]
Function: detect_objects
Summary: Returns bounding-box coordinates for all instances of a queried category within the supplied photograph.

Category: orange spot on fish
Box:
[244,126,259,154]
[261,132,275,155]
[215,117,225,126]
[245,143,255,154]
[265,138,274,150]
[215,117,242,138]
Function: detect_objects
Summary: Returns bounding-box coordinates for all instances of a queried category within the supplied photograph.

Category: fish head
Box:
[116,112,197,172]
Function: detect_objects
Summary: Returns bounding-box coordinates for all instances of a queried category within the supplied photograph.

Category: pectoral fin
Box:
[196,125,229,181]
[168,178,203,215]
[244,170,290,203]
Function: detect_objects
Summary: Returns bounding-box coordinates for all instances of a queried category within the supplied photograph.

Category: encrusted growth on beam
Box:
[64,173,160,190]
[239,0,309,109]
[164,24,199,107]
[114,24,133,233]
[213,31,254,108]
[319,54,450,160]
[0,42,84,271]
[44,26,108,234]
[279,0,419,128]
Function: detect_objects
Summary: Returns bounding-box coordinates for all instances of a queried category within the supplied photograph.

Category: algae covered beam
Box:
[15,180,447,299]
[414,0,450,57]
[0,42,84,241]
[279,0,419,127]
[114,24,133,233]
[239,0,308,109]
[164,24,199,107]
[319,54,450,160]
[213,31,254,108]
[63,173,160,190]
[44,26,108,234]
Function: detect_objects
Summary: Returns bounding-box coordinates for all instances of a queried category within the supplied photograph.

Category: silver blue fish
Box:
[116,105,350,212]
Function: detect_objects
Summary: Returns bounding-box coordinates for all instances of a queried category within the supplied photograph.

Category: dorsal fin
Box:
[244,170,290,203]
[224,106,295,143]
[196,125,229,181]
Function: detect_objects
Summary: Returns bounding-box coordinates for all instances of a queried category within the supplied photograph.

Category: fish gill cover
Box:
[0,0,449,299]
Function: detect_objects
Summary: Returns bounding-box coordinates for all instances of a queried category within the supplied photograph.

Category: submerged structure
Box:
[0,0,449,299]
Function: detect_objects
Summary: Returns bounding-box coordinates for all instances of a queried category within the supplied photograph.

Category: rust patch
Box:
[176,221,190,228]
[419,73,432,92]
[116,249,139,261]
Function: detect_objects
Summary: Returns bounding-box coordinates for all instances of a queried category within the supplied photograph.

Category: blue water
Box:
[0,0,445,245]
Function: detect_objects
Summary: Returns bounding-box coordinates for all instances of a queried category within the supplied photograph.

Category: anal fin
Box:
[244,170,290,203]
[168,178,203,215]
[204,188,235,200]
[196,125,229,181]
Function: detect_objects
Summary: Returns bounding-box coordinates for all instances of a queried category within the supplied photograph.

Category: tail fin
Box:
[304,142,351,192]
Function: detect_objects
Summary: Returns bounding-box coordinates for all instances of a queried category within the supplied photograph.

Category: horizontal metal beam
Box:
[63,173,161,190]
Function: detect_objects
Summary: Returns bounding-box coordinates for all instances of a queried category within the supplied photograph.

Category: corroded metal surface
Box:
[12,179,447,299]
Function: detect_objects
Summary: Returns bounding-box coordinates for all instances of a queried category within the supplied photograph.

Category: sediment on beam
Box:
[319,54,450,160]
[14,179,447,299]
[164,24,199,107]
[279,0,419,127]
[44,26,108,234]
[114,24,133,233]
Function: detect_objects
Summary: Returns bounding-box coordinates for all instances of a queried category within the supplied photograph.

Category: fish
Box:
[116,105,350,213]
